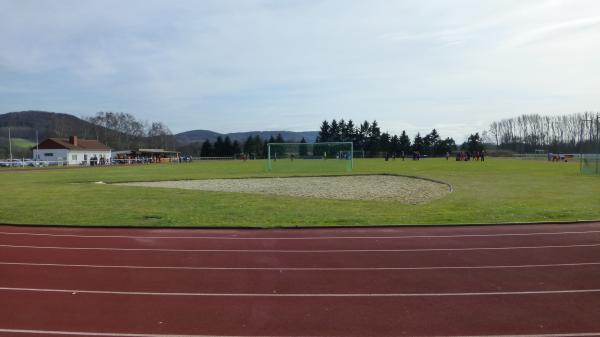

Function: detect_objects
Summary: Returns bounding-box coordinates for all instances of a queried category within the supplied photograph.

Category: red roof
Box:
[37,138,111,151]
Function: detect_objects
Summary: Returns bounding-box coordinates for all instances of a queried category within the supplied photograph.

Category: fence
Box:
[0,159,69,168]
[511,153,580,161]
[0,156,239,168]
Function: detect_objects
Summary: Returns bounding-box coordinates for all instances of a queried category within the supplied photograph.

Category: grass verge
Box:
[0,158,598,227]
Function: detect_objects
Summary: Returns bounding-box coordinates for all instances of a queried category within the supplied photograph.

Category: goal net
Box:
[267,142,354,173]
[580,116,599,175]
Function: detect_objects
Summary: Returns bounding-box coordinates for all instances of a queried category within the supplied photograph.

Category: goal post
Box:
[267,142,354,173]
[580,114,600,175]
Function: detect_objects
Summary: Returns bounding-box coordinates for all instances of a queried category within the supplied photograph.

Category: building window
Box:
[72,154,78,161]
[44,153,53,157]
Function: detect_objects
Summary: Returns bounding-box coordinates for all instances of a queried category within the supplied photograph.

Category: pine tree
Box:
[318,120,331,142]
[399,131,411,154]
[380,132,391,153]
[390,135,400,155]
[214,136,225,156]
[366,120,381,154]
[338,119,346,141]
[232,140,241,155]
[412,133,424,153]
[243,136,254,154]
[224,136,233,156]
[262,139,269,157]
[466,133,484,152]
[438,137,457,154]
[299,137,308,156]
[253,135,262,156]
[330,119,340,141]
[346,119,356,142]
[200,139,212,157]
[357,121,370,151]
[424,129,440,156]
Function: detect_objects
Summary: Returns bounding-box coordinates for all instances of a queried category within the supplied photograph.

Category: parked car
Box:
[6,159,25,167]
[24,159,48,167]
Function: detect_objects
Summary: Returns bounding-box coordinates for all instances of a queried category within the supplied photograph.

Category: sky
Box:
[1,0,599,141]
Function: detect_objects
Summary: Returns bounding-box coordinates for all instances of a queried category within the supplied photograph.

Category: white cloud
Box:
[0,0,599,141]
[506,16,600,48]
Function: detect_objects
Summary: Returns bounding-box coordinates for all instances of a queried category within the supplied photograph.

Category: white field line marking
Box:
[1,229,600,240]
[2,286,600,297]
[1,243,600,253]
[2,261,600,271]
[0,331,599,337]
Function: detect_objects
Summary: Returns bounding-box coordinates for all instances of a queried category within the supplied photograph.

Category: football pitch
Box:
[0,158,598,227]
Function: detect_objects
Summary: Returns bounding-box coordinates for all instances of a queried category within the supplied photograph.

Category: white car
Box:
[24,159,48,167]
[8,159,25,167]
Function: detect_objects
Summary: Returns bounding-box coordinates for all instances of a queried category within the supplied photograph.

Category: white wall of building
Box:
[33,149,112,165]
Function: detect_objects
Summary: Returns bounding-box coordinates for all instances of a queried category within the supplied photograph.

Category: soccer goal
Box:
[580,114,599,175]
[267,142,354,173]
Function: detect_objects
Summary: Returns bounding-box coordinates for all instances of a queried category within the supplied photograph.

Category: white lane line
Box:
[0,329,258,337]
[0,330,599,337]
[2,261,600,271]
[1,287,600,297]
[1,229,600,240]
[1,243,599,252]
[447,334,600,337]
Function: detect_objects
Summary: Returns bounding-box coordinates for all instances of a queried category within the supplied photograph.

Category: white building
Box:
[33,136,111,165]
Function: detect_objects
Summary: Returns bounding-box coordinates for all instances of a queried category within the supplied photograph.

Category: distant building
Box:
[33,136,111,165]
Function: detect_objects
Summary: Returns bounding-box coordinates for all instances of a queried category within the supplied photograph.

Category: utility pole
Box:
[36,130,39,161]
[8,127,13,162]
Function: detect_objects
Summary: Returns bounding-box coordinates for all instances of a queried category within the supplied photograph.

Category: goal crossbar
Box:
[267,142,354,172]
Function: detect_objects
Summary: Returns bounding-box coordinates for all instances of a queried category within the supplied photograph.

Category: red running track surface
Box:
[1,222,600,337]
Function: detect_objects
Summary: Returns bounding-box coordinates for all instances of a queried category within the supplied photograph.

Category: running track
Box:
[1,222,600,337]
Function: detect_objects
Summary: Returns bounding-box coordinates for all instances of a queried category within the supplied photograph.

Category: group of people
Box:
[547,152,571,162]
[455,151,485,161]
[88,155,110,166]
[384,151,421,161]
[383,150,485,162]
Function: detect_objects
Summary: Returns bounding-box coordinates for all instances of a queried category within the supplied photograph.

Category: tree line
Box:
[84,112,176,150]
[177,133,304,157]
[178,119,476,158]
[317,119,458,156]
[487,112,599,153]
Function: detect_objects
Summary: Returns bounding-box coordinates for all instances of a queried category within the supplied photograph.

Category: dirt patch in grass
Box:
[116,175,451,204]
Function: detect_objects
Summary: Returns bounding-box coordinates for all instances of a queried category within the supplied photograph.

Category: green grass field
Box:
[10,138,37,150]
[0,158,598,227]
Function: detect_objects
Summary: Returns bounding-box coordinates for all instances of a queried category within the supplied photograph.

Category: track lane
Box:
[2,245,600,268]
[2,223,600,336]
[1,289,599,336]
[2,222,600,238]
[2,231,600,250]
[2,263,600,294]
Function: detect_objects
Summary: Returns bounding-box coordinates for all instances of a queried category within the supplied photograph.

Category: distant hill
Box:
[0,110,168,157]
[0,110,119,157]
[175,130,223,144]
[0,110,104,140]
[176,130,319,144]
[0,110,320,158]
